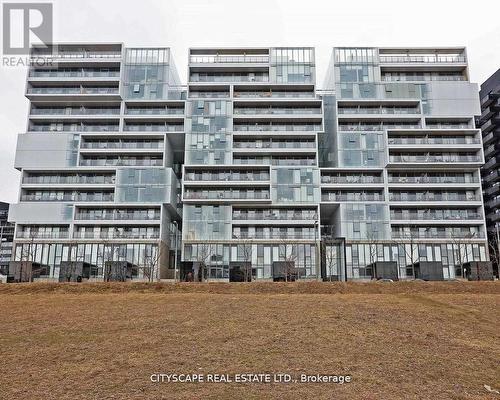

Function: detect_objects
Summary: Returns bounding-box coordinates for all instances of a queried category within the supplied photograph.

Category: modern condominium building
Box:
[181,48,322,280]
[7,44,490,281]
[478,68,500,275]
[8,44,183,280]
[322,47,488,280]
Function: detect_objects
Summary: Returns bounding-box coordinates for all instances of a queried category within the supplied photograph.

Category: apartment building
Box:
[478,68,500,275]
[0,202,14,275]
[322,47,488,279]
[181,48,322,280]
[8,44,490,281]
[8,44,183,280]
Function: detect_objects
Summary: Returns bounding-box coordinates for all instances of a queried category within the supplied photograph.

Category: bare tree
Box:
[391,225,420,278]
[139,241,164,282]
[365,228,379,270]
[97,240,120,282]
[18,233,36,282]
[278,240,298,282]
[195,242,214,282]
[322,240,338,281]
[488,234,500,278]
[451,231,475,278]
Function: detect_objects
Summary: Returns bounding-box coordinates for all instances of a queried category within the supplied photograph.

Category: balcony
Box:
[73,231,160,240]
[389,193,479,202]
[391,212,482,221]
[23,175,115,185]
[29,123,119,133]
[21,193,114,202]
[30,107,120,116]
[26,86,120,100]
[75,212,161,221]
[234,123,321,132]
[391,230,484,239]
[184,171,270,182]
[233,141,315,149]
[321,175,384,185]
[339,123,421,131]
[80,140,164,150]
[125,108,184,116]
[321,192,384,202]
[234,91,315,99]
[184,190,270,201]
[16,231,70,239]
[388,137,481,145]
[123,123,184,132]
[388,154,482,164]
[79,158,163,167]
[379,55,466,64]
[234,107,321,115]
[388,175,478,185]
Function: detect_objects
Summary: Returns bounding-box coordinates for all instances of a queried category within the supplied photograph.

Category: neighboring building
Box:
[8,44,490,281]
[0,202,14,274]
[478,68,500,276]
[8,44,183,280]
[322,47,488,280]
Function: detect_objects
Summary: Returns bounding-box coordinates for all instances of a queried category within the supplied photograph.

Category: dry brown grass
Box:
[0,282,499,400]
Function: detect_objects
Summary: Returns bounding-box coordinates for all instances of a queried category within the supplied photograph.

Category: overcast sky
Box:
[0,0,499,203]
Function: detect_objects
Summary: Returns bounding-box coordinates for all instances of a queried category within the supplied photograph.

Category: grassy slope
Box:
[0,282,498,400]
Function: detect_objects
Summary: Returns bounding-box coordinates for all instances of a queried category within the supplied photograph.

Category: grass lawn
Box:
[0,281,499,399]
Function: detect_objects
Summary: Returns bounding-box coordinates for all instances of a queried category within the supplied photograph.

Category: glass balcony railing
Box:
[81,141,164,149]
[27,87,119,95]
[379,55,466,63]
[387,176,478,184]
[190,74,269,83]
[426,123,471,129]
[75,212,161,221]
[30,70,120,78]
[79,158,163,167]
[388,137,480,145]
[125,108,184,115]
[31,107,120,115]
[21,193,114,202]
[391,212,482,221]
[389,154,481,163]
[234,108,321,115]
[32,51,121,59]
[233,212,316,221]
[234,124,321,132]
[30,124,119,132]
[338,107,420,115]
[382,75,466,82]
[124,124,184,132]
[23,175,115,185]
[389,194,479,202]
[189,91,230,99]
[233,141,316,149]
[73,231,160,239]
[391,231,484,239]
[321,176,383,184]
[233,157,316,166]
[184,172,270,182]
[190,55,269,63]
[16,231,69,239]
[233,231,316,240]
[234,91,315,99]
[184,191,270,200]
[322,193,384,202]
[339,123,421,131]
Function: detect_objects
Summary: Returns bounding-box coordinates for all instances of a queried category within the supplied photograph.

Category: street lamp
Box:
[173,220,179,283]
[314,218,320,281]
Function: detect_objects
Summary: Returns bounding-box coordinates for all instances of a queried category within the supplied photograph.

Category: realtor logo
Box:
[2,3,53,55]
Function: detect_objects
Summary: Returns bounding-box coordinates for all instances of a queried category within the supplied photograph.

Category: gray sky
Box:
[1,0,499,203]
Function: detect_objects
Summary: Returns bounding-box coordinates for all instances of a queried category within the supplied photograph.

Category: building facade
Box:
[9,44,183,280]
[322,47,488,280]
[478,68,500,275]
[8,44,490,281]
[0,202,14,275]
